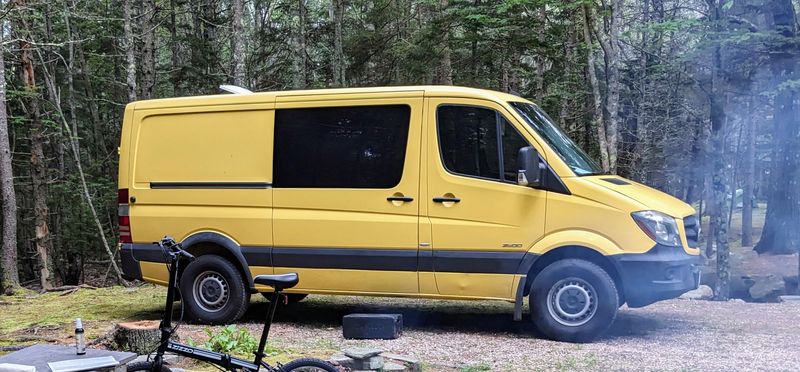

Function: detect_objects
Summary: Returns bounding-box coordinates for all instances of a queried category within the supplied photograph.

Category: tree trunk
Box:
[63,1,80,156]
[741,100,756,247]
[139,0,156,100]
[19,35,55,290]
[75,38,106,157]
[0,29,19,290]
[708,3,729,300]
[435,0,453,85]
[728,118,743,230]
[123,0,137,101]
[603,0,622,174]
[535,6,546,101]
[112,321,163,354]
[498,54,509,92]
[293,0,307,89]
[633,0,650,182]
[754,0,800,255]
[560,24,576,132]
[581,5,609,172]
[330,0,346,87]
[231,0,246,86]
[169,0,183,96]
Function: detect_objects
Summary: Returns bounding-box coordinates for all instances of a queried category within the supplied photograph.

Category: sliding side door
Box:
[272,95,423,294]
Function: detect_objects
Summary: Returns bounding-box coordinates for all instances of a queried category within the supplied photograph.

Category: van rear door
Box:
[272,94,423,294]
[127,106,274,284]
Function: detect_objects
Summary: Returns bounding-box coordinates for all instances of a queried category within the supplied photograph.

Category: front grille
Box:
[683,215,700,248]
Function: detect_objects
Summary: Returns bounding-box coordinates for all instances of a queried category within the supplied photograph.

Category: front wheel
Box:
[280,358,338,372]
[126,361,171,372]
[530,259,619,343]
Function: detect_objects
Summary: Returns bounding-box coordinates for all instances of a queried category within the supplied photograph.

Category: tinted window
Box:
[437,105,530,183]
[437,106,500,179]
[274,105,410,188]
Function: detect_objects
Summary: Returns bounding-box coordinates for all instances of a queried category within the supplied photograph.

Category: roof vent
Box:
[219,85,253,94]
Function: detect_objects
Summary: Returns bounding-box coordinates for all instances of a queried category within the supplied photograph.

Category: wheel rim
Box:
[193,271,229,313]
[546,278,597,327]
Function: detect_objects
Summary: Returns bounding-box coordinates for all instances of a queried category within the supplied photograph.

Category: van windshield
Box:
[510,102,603,176]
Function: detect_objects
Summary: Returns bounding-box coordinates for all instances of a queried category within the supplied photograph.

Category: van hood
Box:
[582,176,695,218]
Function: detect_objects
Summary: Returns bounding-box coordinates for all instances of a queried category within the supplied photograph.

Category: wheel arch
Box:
[181,232,255,292]
[521,245,625,305]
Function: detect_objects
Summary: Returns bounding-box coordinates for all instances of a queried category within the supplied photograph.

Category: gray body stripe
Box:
[272,248,418,271]
[150,182,272,189]
[241,247,272,267]
[431,250,527,274]
[124,244,530,274]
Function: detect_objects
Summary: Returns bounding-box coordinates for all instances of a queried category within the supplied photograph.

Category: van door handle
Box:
[432,196,461,203]
[387,196,414,202]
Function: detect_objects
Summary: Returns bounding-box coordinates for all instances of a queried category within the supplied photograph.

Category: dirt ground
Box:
[172,294,800,372]
[2,285,798,371]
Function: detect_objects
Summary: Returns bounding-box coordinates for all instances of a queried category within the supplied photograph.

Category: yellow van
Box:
[117,86,700,342]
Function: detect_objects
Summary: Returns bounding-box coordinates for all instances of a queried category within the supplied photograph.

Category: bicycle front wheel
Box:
[279,358,338,372]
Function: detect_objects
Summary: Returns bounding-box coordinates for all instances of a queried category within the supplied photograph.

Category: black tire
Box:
[179,254,250,324]
[530,259,619,343]
[126,361,171,372]
[261,292,308,303]
[280,358,338,372]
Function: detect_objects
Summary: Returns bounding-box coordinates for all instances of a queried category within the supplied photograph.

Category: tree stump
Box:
[112,320,163,354]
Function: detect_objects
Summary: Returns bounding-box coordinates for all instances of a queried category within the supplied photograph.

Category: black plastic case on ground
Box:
[342,314,403,339]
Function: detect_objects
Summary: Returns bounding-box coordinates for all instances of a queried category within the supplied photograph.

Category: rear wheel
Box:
[530,259,618,343]
[180,254,250,324]
[280,358,338,372]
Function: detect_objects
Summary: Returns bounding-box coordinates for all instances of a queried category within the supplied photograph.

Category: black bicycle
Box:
[127,236,337,372]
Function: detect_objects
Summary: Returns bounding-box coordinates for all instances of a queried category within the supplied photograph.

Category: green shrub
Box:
[202,325,259,357]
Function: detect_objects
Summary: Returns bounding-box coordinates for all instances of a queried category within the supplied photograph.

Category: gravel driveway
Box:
[179,295,800,371]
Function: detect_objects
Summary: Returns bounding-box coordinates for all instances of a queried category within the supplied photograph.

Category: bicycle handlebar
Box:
[154,236,195,261]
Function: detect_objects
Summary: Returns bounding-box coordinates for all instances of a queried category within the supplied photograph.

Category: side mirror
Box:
[517,146,545,187]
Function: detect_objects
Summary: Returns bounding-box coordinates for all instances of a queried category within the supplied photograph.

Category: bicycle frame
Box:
[152,244,282,372]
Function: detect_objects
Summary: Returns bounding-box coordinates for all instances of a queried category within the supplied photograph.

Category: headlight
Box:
[632,210,682,247]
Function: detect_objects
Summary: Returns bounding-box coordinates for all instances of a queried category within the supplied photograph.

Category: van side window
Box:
[273,105,411,188]
[437,105,530,183]
[437,105,500,179]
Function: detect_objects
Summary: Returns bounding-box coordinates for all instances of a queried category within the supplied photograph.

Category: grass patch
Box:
[461,362,492,372]
[0,285,163,346]
[554,352,598,371]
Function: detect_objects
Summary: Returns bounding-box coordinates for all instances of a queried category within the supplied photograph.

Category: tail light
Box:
[118,189,132,243]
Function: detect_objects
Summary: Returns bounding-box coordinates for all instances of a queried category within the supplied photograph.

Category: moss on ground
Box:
[0,285,163,347]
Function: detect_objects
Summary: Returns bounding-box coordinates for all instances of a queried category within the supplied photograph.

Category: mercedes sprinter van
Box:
[118,86,700,342]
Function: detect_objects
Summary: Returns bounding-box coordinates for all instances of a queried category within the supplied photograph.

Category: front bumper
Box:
[612,244,701,308]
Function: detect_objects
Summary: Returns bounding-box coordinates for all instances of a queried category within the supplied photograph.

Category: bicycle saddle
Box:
[254,273,299,290]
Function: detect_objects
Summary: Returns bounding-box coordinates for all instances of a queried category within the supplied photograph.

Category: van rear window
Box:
[273,105,411,188]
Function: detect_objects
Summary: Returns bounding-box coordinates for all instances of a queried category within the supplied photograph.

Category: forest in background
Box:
[0,0,798,300]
